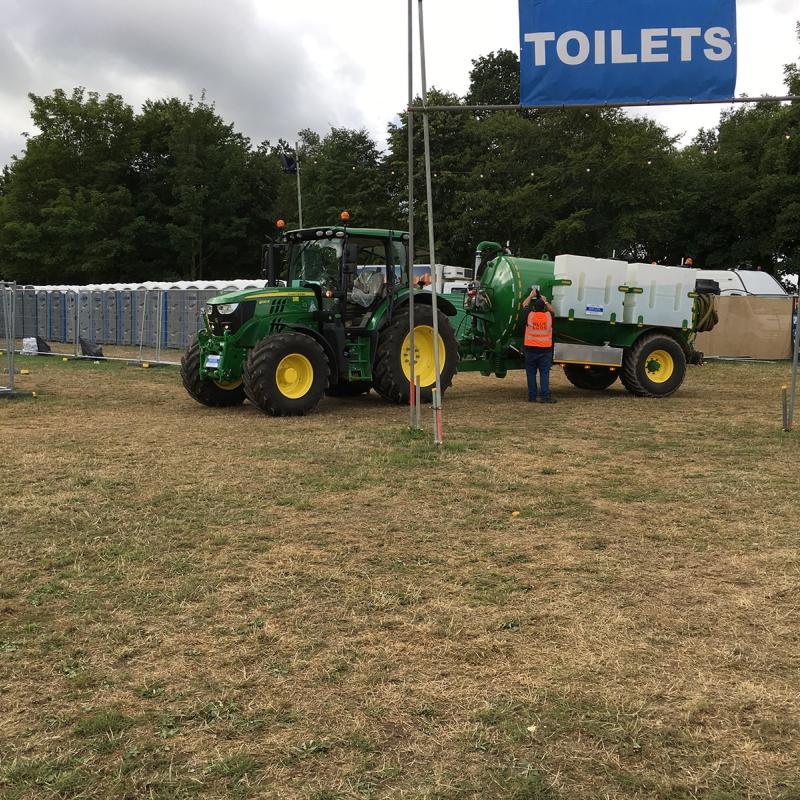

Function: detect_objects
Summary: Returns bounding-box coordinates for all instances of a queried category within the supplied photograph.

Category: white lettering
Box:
[704,27,733,61]
[641,28,669,63]
[557,30,591,66]
[594,30,606,65]
[671,27,702,62]
[524,32,556,66]
[523,26,734,68]
[610,30,637,64]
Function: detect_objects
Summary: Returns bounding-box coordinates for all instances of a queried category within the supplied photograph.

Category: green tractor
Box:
[180,220,460,415]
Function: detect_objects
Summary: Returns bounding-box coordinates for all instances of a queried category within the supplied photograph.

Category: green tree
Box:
[0,88,139,283]
[296,127,394,229]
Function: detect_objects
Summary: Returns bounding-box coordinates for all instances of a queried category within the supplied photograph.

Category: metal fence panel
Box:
[23,288,37,337]
[37,291,49,340]
[65,292,77,344]
[78,291,93,342]
[167,290,186,349]
[1,283,16,393]
[14,288,24,339]
[118,290,134,345]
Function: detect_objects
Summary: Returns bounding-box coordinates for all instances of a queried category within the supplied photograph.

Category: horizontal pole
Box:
[408,96,800,113]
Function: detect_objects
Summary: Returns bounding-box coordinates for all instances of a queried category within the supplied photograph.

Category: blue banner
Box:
[519,0,737,106]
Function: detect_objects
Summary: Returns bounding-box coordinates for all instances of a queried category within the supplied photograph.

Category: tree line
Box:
[0,41,798,285]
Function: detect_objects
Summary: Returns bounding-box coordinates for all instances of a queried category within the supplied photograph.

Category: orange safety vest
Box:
[524,310,553,348]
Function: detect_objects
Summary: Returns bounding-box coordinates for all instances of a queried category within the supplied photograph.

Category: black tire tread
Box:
[243,332,329,416]
[372,305,459,405]
[621,332,686,398]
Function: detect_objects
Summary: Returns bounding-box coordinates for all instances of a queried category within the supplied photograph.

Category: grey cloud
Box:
[1,0,369,161]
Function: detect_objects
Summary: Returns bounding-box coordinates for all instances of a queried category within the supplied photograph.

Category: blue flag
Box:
[519,0,737,106]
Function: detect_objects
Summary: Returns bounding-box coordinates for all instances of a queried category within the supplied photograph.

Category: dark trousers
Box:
[524,348,552,400]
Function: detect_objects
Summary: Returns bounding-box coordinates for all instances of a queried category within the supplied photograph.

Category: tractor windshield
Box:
[289,239,342,287]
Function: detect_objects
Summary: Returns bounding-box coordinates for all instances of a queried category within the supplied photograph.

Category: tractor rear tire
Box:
[326,380,373,397]
[181,337,246,407]
[243,332,329,416]
[621,333,686,398]
[563,364,619,391]
[373,305,459,404]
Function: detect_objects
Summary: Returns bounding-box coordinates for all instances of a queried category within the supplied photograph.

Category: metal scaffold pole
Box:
[418,0,444,446]
[788,292,800,430]
[296,140,304,230]
[1,283,16,395]
[407,0,417,429]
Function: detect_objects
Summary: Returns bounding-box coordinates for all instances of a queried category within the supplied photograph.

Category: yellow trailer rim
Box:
[645,349,674,383]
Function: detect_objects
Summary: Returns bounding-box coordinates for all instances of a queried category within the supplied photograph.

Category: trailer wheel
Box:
[326,380,372,397]
[373,305,459,404]
[181,337,246,407]
[621,333,686,398]
[563,364,619,391]
[243,332,329,416]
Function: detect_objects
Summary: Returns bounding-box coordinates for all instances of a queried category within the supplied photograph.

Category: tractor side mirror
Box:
[343,243,359,275]
[264,243,282,287]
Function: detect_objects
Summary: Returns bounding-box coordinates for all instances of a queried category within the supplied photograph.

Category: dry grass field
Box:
[1,356,799,800]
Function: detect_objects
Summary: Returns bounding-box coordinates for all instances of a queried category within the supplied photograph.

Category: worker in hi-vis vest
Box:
[521,287,557,404]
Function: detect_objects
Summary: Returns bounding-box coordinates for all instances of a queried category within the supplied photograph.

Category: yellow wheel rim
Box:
[401,325,446,388]
[645,349,674,384]
[213,379,242,391]
[276,354,314,399]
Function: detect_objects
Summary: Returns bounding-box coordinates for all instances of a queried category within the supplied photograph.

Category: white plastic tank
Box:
[552,255,628,323]
[624,263,698,328]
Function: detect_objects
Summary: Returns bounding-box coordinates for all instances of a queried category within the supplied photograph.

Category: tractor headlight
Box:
[215,303,240,316]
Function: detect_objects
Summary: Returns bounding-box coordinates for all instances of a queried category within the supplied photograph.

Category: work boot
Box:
[539,397,557,404]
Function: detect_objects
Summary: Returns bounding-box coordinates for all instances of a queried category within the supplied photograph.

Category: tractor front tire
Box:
[181,337,246,408]
[243,333,329,416]
[326,380,373,397]
[621,333,686,398]
[563,364,619,391]
[373,305,459,404]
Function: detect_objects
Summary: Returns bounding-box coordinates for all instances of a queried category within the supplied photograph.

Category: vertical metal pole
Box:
[407,0,416,428]
[782,385,789,432]
[788,293,800,429]
[2,283,15,393]
[10,284,16,391]
[415,375,421,430]
[418,0,443,446]
[155,290,163,364]
[138,290,147,363]
[74,293,80,359]
[296,140,304,230]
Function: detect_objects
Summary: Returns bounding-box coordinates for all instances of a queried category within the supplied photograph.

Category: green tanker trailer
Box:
[181,221,715,415]
[454,241,716,397]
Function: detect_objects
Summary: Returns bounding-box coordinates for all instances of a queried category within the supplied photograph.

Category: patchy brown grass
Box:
[1,356,799,800]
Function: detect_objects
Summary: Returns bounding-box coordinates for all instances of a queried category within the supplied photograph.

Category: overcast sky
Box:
[1,0,798,167]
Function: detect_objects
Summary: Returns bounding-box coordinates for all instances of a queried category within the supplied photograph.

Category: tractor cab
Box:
[271,220,410,331]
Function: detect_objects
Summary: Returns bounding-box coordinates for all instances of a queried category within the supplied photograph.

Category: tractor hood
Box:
[207,286,296,305]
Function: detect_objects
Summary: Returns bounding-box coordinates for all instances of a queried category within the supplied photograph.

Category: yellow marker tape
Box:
[20,369,30,375]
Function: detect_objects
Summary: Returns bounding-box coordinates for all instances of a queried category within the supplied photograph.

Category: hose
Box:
[694,294,719,333]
